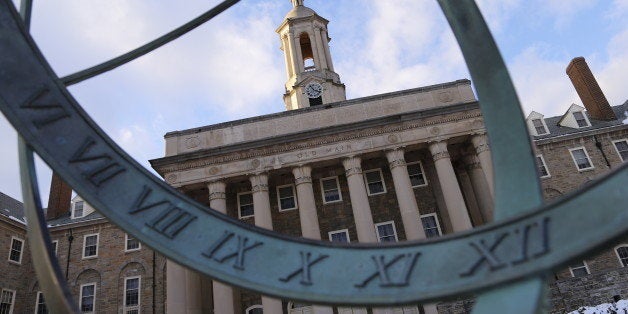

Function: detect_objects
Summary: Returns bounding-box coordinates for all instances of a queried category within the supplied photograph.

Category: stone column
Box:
[471,133,494,196]
[464,154,494,223]
[308,32,322,69]
[385,149,426,240]
[166,260,187,314]
[250,174,283,313]
[281,34,294,79]
[292,166,334,314]
[313,27,328,70]
[342,156,378,243]
[429,141,472,232]
[208,181,235,314]
[292,33,305,73]
[321,29,334,71]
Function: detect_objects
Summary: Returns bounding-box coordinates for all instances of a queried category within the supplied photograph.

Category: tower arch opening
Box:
[299,33,315,71]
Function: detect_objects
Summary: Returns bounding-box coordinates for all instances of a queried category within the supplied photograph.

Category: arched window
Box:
[246,305,263,314]
[299,33,315,70]
[616,245,628,267]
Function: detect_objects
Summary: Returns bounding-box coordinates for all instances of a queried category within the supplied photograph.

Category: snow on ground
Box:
[568,299,628,314]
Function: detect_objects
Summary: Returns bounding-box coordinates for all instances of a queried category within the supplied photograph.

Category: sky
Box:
[1,0,627,204]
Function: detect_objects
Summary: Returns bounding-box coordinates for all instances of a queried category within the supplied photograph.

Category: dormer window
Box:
[72,201,84,218]
[573,111,589,127]
[531,118,548,135]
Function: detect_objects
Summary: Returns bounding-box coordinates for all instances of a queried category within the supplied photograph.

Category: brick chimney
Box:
[566,57,616,121]
[46,172,72,220]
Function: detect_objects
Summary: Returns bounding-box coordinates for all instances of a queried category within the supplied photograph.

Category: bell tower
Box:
[277,0,346,110]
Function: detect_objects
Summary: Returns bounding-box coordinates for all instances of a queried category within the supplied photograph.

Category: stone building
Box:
[0,190,168,313]
[149,2,628,314]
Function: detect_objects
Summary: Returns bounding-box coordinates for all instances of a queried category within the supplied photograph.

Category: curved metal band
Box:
[1,0,627,308]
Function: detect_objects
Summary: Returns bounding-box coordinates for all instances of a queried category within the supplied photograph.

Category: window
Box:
[51,240,58,256]
[536,155,550,178]
[277,185,297,211]
[124,277,140,314]
[288,302,313,314]
[35,291,48,314]
[531,118,548,135]
[364,169,386,195]
[0,289,15,314]
[420,214,442,238]
[125,234,141,252]
[613,140,628,162]
[616,245,628,267]
[320,177,342,203]
[79,283,96,313]
[569,261,589,277]
[73,201,84,218]
[245,305,263,314]
[569,147,594,170]
[238,192,254,219]
[337,307,367,314]
[573,111,589,127]
[375,221,398,243]
[328,229,350,243]
[407,162,427,187]
[82,234,98,258]
[8,237,24,264]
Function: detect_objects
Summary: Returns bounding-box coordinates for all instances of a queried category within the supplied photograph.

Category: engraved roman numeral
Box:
[129,186,197,239]
[512,217,551,264]
[279,251,329,285]
[460,233,508,277]
[69,138,125,186]
[355,252,421,288]
[146,205,197,239]
[21,86,71,128]
[203,231,263,270]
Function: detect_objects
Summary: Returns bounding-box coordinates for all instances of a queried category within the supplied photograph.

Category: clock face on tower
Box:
[304,82,323,99]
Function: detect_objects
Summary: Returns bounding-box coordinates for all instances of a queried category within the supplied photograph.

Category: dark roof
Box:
[47,211,105,227]
[0,191,25,224]
[534,102,628,140]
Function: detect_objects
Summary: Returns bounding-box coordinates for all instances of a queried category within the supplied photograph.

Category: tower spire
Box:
[291,0,303,7]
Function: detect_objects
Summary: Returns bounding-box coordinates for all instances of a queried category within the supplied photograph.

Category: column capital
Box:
[471,133,490,154]
[429,141,450,161]
[462,154,482,171]
[292,165,313,185]
[342,156,363,177]
[385,148,406,169]
[207,181,226,201]
[250,173,269,192]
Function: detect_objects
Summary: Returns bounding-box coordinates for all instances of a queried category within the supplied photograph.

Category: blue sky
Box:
[1,0,627,203]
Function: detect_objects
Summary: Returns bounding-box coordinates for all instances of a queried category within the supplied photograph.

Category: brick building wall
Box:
[0,218,35,313]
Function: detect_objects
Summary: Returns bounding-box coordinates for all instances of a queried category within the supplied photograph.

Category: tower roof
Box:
[285,2,316,19]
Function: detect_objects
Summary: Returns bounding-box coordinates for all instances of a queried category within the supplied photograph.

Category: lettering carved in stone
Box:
[203,231,263,270]
[68,138,126,187]
[21,86,71,128]
[355,252,421,288]
[279,251,329,286]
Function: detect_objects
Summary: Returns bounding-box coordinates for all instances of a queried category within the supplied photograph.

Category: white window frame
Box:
[406,161,428,187]
[8,236,24,264]
[82,233,99,259]
[125,233,141,252]
[72,201,85,219]
[245,305,263,314]
[536,155,551,178]
[288,302,313,314]
[123,276,141,313]
[328,229,351,243]
[615,245,628,267]
[612,139,628,162]
[79,283,96,314]
[237,192,254,219]
[364,169,387,196]
[572,111,590,128]
[531,118,548,135]
[375,221,398,243]
[35,291,46,314]
[337,307,368,314]
[569,260,590,277]
[0,288,15,314]
[276,184,298,211]
[569,147,594,171]
[320,176,342,204]
[420,213,442,238]
[51,240,58,257]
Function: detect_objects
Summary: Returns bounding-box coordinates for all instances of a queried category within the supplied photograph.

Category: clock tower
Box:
[277,0,346,110]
